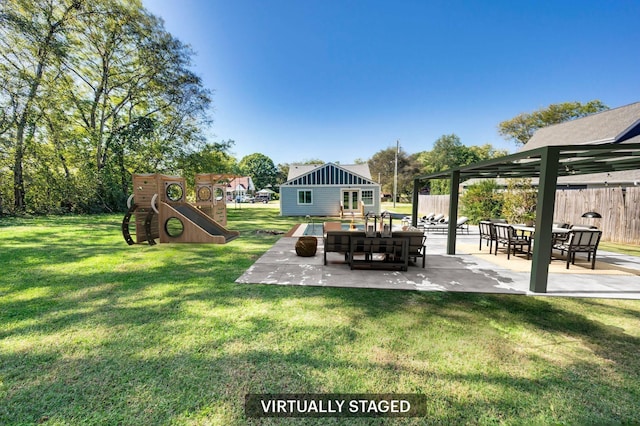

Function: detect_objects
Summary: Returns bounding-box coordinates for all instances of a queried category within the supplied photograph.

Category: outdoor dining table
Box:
[510,225,570,253]
[511,224,570,237]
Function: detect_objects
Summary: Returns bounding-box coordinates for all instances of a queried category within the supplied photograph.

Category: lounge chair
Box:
[417,213,438,229]
[422,213,435,222]
[455,216,469,233]
[425,216,469,234]
[429,213,444,223]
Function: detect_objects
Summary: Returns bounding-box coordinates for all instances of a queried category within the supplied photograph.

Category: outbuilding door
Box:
[341,189,360,215]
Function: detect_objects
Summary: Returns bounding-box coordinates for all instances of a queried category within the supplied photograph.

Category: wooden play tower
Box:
[122,173,239,245]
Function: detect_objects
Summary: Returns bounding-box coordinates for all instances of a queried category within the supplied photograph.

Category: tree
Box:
[368,146,419,200]
[177,140,236,189]
[0,0,84,211]
[276,163,290,188]
[498,100,609,145]
[300,158,324,165]
[415,135,506,194]
[238,153,278,191]
[468,144,509,163]
[0,0,213,214]
[63,1,211,210]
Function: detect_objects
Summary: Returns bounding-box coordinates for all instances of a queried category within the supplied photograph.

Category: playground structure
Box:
[122,173,240,245]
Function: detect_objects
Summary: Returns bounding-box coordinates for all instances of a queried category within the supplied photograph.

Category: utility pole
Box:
[393,140,399,208]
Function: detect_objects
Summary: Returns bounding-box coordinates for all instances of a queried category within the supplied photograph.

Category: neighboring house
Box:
[226,176,255,200]
[520,101,640,188]
[463,101,640,189]
[280,163,381,217]
[522,101,640,150]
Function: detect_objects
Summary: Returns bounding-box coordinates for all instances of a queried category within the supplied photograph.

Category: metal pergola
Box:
[412,143,640,293]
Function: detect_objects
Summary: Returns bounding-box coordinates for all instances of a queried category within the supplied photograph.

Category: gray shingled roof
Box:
[287,164,323,181]
[521,102,640,151]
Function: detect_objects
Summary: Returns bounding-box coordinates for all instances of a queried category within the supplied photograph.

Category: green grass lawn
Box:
[1,207,640,425]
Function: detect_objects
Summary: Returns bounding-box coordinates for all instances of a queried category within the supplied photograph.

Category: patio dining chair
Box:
[551,222,571,245]
[478,221,496,253]
[323,221,342,235]
[552,229,602,269]
[494,223,531,260]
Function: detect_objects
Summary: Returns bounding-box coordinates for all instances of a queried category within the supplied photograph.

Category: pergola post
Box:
[412,178,420,227]
[530,147,560,293]
[447,170,460,255]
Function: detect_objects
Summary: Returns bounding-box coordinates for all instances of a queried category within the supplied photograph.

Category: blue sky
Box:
[143,0,640,166]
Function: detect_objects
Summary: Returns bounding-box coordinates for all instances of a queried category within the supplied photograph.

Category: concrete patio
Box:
[236,226,640,299]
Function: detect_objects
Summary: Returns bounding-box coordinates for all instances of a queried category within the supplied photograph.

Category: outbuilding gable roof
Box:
[287,163,372,181]
[283,163,377,186]
[520,102,640,151]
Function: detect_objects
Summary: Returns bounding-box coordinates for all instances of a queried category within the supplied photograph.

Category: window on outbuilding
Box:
[362,190,374,205]
[297,190,312,205]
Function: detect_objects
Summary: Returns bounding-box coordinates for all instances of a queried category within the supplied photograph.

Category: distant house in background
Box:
[280,163,381,217]
[227,176,255,201]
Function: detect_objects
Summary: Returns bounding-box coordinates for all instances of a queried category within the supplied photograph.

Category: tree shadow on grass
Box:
[2,299,638,425]
[2,215,640,424]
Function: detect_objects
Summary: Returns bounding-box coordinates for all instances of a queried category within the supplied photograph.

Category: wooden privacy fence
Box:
[554,187,640,245]
[416,195,450,220]
[418,187,640,244]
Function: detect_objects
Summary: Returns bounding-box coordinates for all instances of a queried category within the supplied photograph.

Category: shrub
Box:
[460,179,503,223]
[502,178,537,224]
